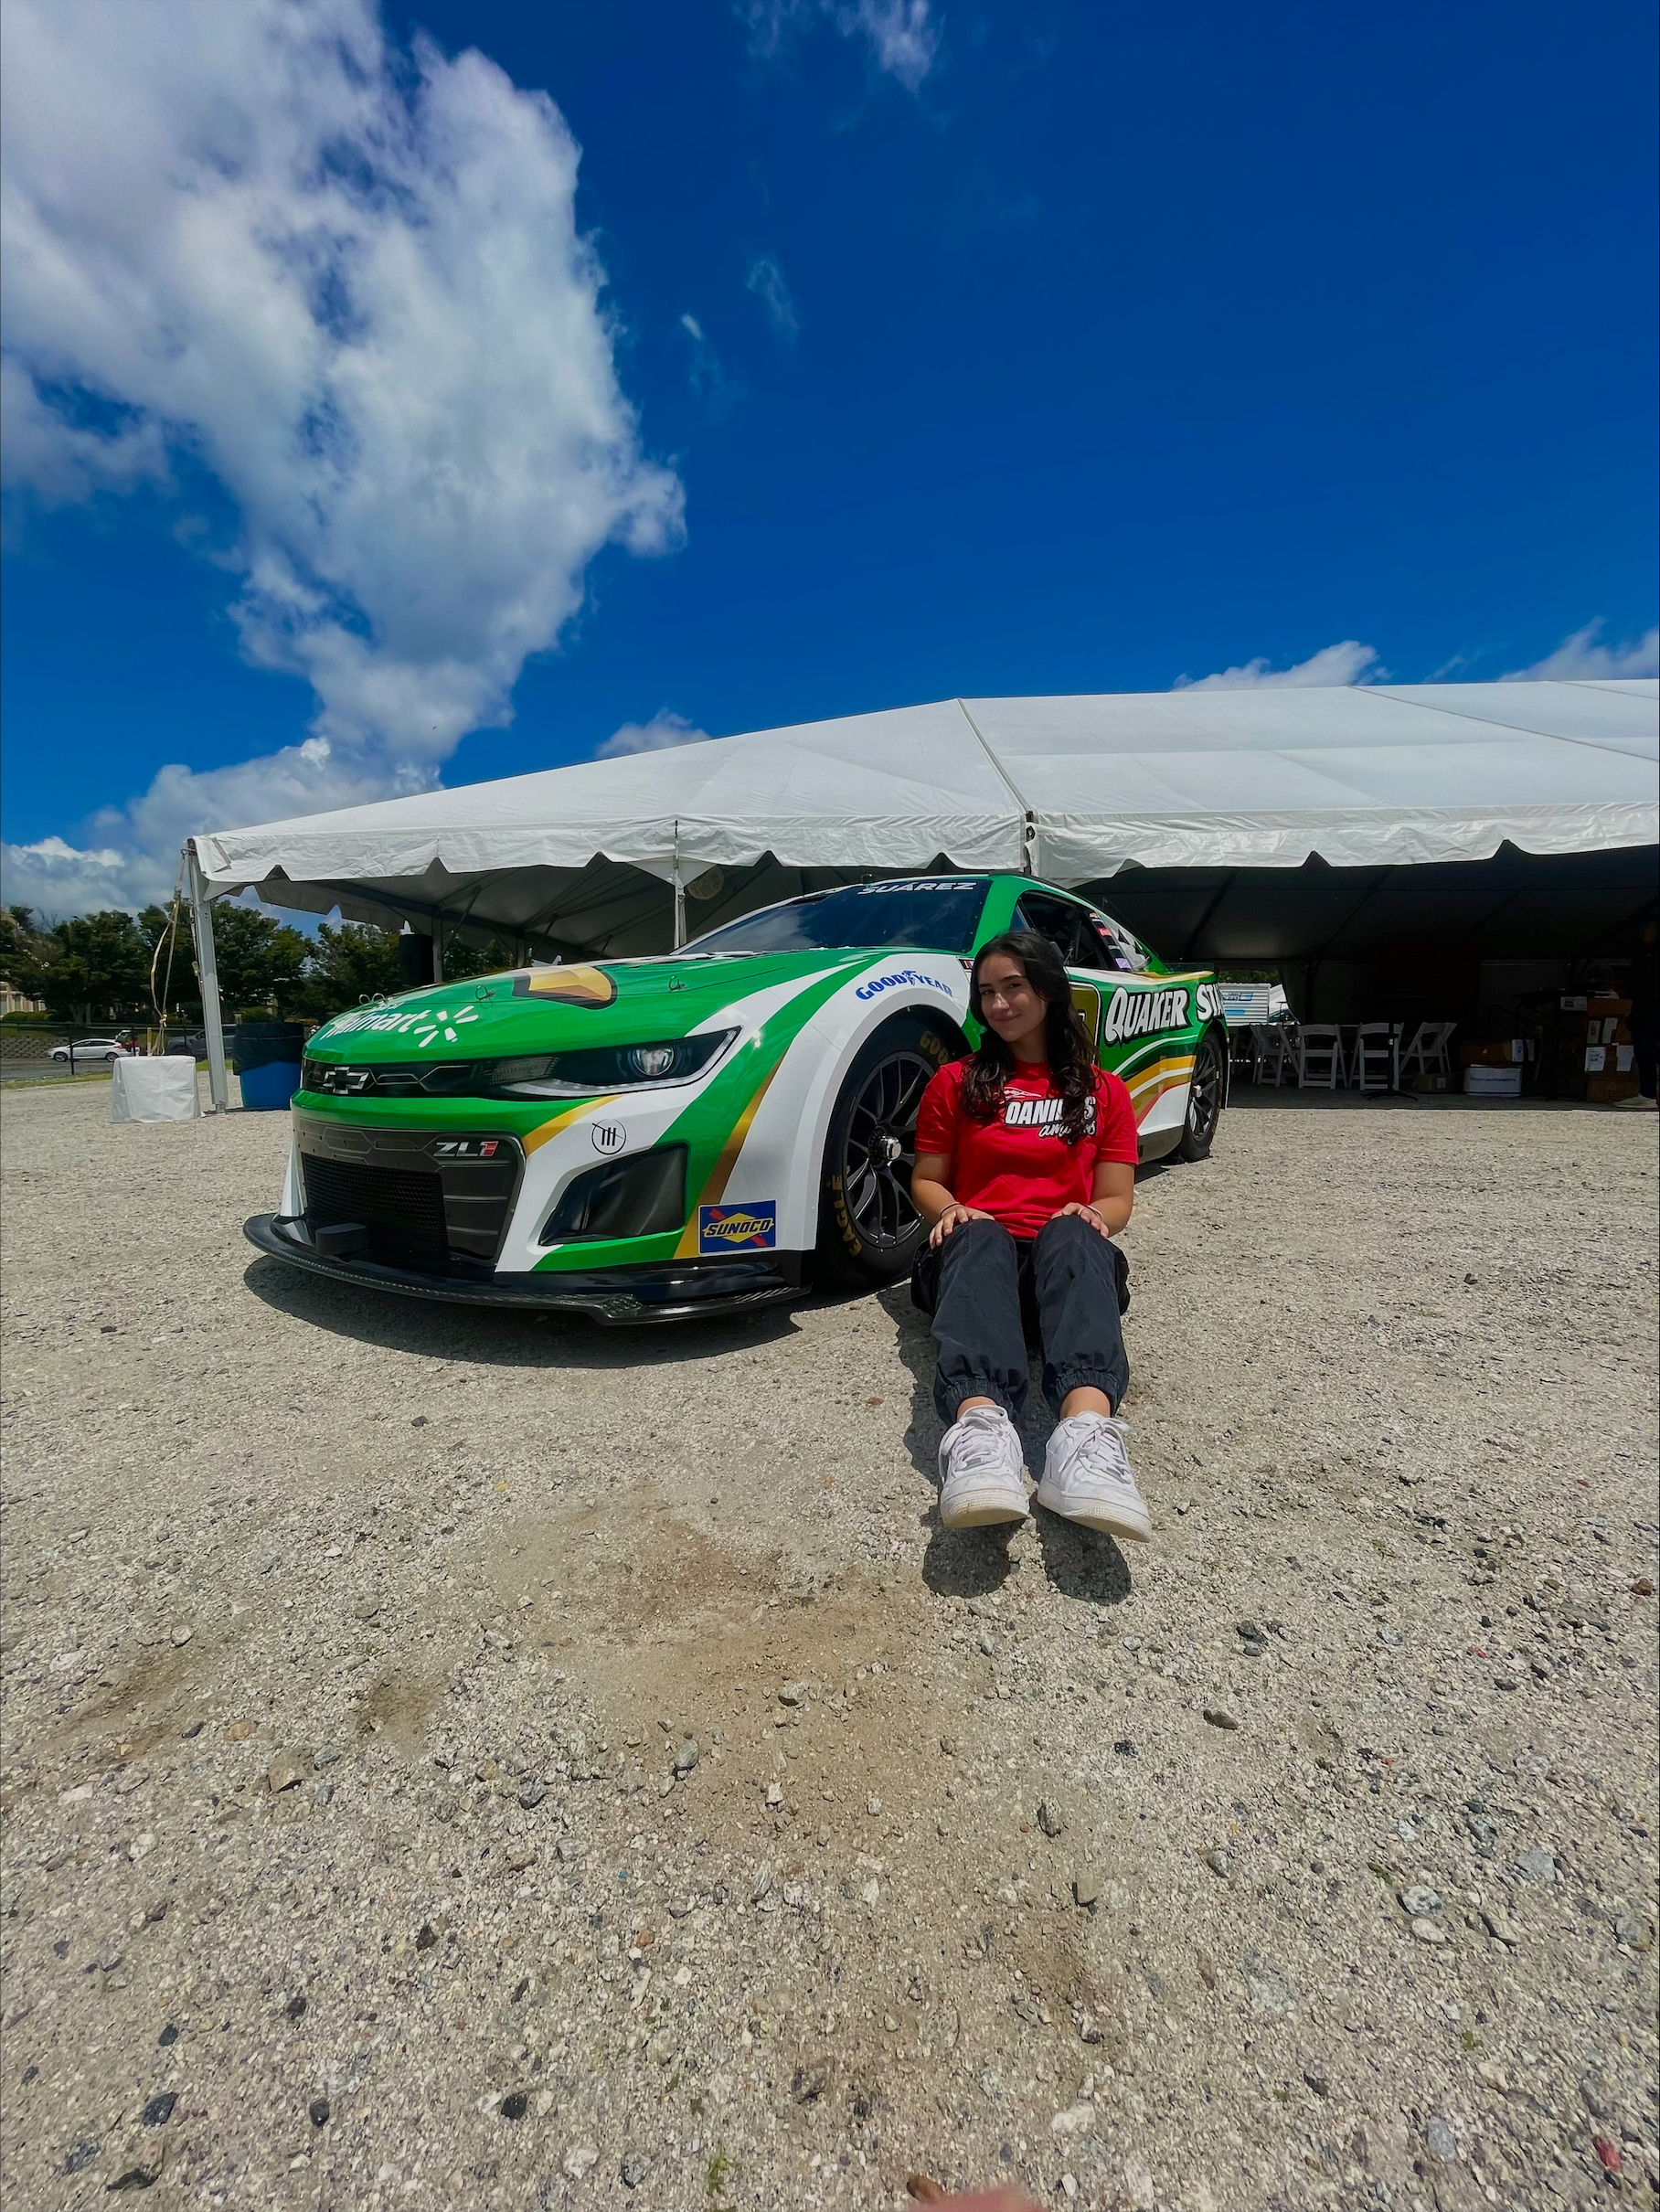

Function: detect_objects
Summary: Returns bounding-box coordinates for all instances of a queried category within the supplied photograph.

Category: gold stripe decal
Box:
[522,1095,621,1155]
[1126,1056,1194,1125]
[1125,1054,1194,1098]
[673,1059,785,1258]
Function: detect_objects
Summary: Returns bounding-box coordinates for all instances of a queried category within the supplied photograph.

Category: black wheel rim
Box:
[1187,1037,1222,1144]
[838,1048,933,1249]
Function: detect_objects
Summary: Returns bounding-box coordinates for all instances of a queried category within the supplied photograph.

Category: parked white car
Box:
[48,1037,133,1063]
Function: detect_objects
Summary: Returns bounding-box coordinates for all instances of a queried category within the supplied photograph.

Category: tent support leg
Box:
[186,842,229,1114]
[672,859,686,949]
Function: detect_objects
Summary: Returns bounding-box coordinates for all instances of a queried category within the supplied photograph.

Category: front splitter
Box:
[243,1214,803,1325]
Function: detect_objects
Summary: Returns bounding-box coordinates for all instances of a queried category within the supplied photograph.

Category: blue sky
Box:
[2,0,1655,913]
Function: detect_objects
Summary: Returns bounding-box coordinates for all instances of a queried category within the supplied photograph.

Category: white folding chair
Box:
[1399,1021,1454,1083]
[1250,1022,1290,1085]
[1352,1021,1399,1094]
[1294,1023,1345,1088]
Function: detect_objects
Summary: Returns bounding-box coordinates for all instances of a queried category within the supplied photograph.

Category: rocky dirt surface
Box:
[1,1080,1656,2212]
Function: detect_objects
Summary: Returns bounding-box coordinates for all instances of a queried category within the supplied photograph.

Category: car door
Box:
[1015,888,1201,1143]
[1011,888,1116,1059]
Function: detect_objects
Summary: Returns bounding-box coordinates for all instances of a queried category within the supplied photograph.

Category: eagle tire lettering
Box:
[828,1171,863,1259]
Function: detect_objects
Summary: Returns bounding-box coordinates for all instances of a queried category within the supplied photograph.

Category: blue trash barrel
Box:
[231,1020,304,1111]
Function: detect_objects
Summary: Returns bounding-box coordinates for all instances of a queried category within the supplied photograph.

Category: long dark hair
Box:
[963,930,1097,1144]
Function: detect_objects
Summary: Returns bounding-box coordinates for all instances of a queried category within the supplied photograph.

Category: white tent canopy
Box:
[198,678,1657,951]
[201,676,1655,946]
[186,676,1656,1110]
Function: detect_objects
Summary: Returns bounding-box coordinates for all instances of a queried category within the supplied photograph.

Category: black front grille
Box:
[303,1155,448,1264]
[295,1113,525,1271]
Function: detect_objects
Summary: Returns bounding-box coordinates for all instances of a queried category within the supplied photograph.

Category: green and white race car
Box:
[245,874,1229,1324]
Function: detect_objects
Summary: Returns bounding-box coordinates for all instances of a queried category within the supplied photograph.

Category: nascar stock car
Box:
[244,873,1229,1324]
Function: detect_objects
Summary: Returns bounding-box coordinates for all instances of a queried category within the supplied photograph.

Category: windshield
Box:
[687,877,989,956]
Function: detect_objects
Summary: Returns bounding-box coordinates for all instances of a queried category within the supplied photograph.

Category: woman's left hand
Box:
[1057,1200,1112,1239]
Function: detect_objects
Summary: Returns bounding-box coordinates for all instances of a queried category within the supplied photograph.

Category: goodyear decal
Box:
[697,1201,778,1252]
[854,966,956,1003]
[1101,984,1192,1046]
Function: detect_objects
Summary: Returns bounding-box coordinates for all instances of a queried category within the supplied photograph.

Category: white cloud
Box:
[740,0,940,91]
[1503,620,1659,682]
[0,738,418,914]
[0,357,169,507]
[594,710,711,760]
[0,834,142,918]
[0,0,682,906]
[1173,640,1385,690]
[746,255,800,342]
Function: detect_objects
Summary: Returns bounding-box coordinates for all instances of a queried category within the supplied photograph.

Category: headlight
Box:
[491,1029,737,1097]
[624,1044,678,1080]
[300,1030,738,1101]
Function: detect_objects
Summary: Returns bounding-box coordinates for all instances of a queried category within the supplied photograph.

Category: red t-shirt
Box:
[914,1058,1139,1239]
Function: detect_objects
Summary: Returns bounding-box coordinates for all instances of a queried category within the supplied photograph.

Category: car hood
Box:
[303,950,878,1064]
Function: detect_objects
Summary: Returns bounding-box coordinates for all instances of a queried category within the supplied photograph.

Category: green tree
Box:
[297,920,403,1020]
[137,902,309,1018]
[0,908,151,1023]
[136,905,195,1020]
[213,904,309,1015]
[442,934,515,982]
[0,906,57,1009]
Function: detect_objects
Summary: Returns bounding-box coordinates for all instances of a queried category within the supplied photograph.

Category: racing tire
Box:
[1176,1028,1226,1162]
[817,1012,960,1289]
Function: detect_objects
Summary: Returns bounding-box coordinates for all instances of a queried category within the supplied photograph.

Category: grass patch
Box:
[706,2147,735,2211]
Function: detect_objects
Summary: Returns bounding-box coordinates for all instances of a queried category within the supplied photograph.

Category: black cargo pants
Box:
[910,1213,1130,1426]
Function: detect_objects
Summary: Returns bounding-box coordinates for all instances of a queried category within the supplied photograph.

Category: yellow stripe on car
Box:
[1126,1054,1195,1121]
[522,1094,622,1154]
[673,1059,785,1257]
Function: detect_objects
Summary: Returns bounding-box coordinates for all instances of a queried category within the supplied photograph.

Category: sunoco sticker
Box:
[697,1201,778,1252]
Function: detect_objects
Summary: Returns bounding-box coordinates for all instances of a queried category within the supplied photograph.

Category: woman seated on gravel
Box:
[910,930,1150,1542]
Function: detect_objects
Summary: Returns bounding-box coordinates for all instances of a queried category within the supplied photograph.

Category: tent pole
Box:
[185,841,230,1114]
[672,824,686,949]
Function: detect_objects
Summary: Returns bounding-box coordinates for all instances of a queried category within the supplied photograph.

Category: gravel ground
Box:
[2,1079,1656,2212]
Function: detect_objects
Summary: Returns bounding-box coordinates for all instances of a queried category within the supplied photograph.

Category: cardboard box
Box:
[1587,1069,1641,1104]
[1461,1038,1525,1068]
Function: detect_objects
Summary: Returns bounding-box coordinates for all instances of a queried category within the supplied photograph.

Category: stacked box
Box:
[1542,995,1637,1102]
[1460,1038,1526,1069]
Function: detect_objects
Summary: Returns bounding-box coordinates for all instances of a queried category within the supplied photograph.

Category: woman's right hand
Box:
[929,1203,995,1247]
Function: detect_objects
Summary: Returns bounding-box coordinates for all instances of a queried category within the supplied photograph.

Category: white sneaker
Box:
[937,1405,1030,1529]
[1036,1413,1151,1542]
